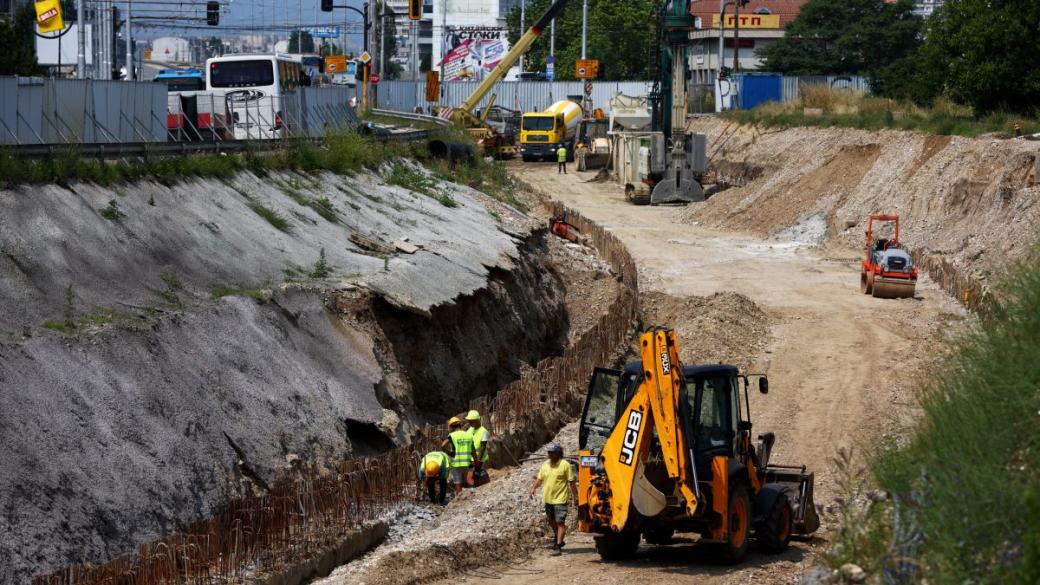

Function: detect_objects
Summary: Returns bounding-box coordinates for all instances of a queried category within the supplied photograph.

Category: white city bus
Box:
[205,54,308,140]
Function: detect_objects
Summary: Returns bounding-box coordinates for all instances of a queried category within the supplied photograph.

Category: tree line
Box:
[758,0,1040,115]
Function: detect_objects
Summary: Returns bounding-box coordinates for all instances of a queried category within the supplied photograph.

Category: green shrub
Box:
[250,203,292,232]
[310,247,331,278]
[386,161,453,206]
[840,255,1040,583]
[99,199,126,221]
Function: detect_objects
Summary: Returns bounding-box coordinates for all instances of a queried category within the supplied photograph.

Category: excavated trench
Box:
[0,167,574,583]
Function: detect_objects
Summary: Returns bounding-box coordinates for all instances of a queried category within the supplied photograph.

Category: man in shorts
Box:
[529,442,577,555]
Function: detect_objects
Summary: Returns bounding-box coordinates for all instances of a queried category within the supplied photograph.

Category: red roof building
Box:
[686,0,810,83]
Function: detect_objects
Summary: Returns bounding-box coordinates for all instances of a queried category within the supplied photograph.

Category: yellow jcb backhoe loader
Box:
[577,328,819,561]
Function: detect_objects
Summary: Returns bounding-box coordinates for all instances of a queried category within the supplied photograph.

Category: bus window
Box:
[209,60,275,88]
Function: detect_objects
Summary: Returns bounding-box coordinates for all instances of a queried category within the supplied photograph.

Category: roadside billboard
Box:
[438,26,509,82]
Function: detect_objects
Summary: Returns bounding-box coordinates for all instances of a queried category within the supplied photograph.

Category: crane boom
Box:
[451,0,571,126]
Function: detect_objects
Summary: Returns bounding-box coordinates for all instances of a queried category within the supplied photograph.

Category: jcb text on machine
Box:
[577,328,819,561]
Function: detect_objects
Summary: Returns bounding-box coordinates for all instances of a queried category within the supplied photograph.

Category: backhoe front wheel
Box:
[755,489,793,553]
[716,483,751,564]
[595,530,640,561]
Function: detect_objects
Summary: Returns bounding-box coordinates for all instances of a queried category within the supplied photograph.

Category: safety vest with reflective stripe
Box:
[469,426,490,463]
[448,430,474,468]
[417,451,451,480]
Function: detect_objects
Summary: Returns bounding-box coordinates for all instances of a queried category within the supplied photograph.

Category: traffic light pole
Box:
[325,3,369,54]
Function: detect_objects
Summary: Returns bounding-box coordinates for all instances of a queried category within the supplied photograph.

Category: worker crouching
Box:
[417,450,451,505]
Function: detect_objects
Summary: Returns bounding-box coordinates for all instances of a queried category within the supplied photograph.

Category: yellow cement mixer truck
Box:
[520,100,582,162]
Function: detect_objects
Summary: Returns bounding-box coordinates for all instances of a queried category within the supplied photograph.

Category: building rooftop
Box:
[690,0,809,28]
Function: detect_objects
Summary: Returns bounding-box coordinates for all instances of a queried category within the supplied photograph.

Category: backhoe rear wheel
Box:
[860,270,872,295]
[595,530,640,561]
[755,489,793,553]
[716,483,751,564]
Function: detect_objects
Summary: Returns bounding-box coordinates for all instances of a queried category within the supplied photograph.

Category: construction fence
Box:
[33,195,640,585]
[0,77,359,145]
[377,80,653,114]
[689,74,873,113]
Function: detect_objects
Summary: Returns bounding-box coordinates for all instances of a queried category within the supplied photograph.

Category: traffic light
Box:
[407,0,421,20]
[206,1,219,25]
[718,66,731,80]
[355,61,369,80]
[321,0,333,12]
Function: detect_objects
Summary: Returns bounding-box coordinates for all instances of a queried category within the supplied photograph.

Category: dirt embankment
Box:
[690,118,1040,284]
[0,166,585,583]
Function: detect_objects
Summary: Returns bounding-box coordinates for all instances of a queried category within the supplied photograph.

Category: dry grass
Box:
[726,86,1038,137]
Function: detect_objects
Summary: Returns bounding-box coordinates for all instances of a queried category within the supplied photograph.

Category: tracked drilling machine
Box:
[643,0,708,205]
[577,329,819,561]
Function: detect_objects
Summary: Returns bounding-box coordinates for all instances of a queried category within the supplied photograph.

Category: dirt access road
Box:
[429,164,965,585]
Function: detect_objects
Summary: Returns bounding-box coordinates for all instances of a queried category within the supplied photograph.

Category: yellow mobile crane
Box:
[446,0,572,157]
[577,329,819,561]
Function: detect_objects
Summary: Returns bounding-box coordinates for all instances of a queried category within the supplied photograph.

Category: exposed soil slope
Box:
[690,119,1040,282]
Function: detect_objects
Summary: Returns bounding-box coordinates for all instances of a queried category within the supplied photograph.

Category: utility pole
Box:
[76,0,85,76]
[550,17,554,56]
[732,0,739,73]
[125,0,132,79]
[379,6,385,78]
[717,0,726,81]
[580,0,587,58]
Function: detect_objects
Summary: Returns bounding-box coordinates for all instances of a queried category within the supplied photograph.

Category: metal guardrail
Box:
[0,128,432,160]
[371,108,453,128]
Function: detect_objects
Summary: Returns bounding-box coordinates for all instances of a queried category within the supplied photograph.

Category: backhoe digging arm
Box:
[596,329,700,531]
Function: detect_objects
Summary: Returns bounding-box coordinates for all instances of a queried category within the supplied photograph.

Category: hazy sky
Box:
[132,0,369,45]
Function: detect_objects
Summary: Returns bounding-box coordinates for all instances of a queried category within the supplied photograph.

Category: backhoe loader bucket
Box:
[762,465,820,535]
[650,176,705,205]
[871,276,916,299]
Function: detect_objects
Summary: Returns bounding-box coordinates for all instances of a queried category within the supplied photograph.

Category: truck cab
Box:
[520,100,581,162]
[520,112,566,161]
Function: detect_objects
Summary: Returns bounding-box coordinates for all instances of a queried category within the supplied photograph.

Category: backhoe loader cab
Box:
[577,330,819,563]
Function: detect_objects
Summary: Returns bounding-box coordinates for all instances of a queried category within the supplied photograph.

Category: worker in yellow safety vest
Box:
[466,410,491,468]
[442,416,474,494]
[416,450,451,504]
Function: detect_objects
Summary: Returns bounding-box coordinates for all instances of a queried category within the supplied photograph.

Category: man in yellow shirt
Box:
[529,442,577,556]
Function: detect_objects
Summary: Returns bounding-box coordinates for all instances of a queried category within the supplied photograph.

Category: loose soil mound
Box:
[640,291,771,370]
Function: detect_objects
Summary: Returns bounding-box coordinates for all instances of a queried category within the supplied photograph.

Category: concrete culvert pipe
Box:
[428,140,475,163]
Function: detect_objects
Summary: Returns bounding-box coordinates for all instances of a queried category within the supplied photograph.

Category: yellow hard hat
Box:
[424,459,441,477]
[465,410,481,421]
[448,416,462,427]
